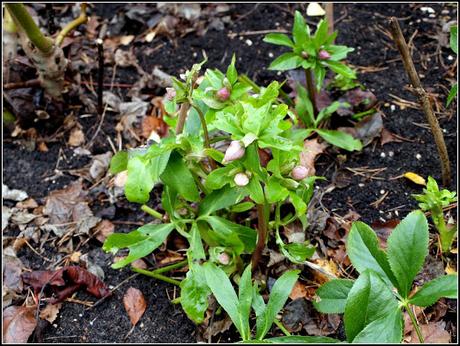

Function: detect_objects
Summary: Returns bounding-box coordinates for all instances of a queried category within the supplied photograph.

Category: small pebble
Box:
[384,102,390,107]
[380,189,386,195]
[109,285,115,289]
[380,152,386,158]
[192,52,197,58]
[379,210,384,214]
[245,39,253,46]
[379,217,386,223]
[428,13,436,18]
[276,71,282,76]
[358,183,365,187]
[52,180,55,184]
[448,55,454,61]
[140,322,144,328]
[390,104,396,112]
[415,153,422,160]
[388,151,394,157]
[268,52,274,58]
[79,314,83,317]
[53,324,58,328]
[387,212,392,218]
[395,210,399,217]
[443,129,447,133]
[73,319,78,322]
[420,7,435,14]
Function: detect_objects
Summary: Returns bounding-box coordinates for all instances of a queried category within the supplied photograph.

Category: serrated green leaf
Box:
[255,270,300,340]
[344,270,400,342]
[352,308,403,343]
[387,210,429,298]
[263,33,294,48]
[313,279,354,313]
[268,52,303,71]
[316,129,362,151]
[109,151,128,174]
[180,263,211,324]
[205,166,234,190]
[346,221,398,288]
[160,151,199,202]
[409,274,458,307]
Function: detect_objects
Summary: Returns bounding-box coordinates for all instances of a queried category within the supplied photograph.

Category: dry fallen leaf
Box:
[92,220,115,243]
[300,138,328,176]
[3,305,37,343]
[123,287,147,326]
[371,219,400,249]
[68,128,85,147]
[409,322,450,343]
[403,172,426,186]
[289,281,309,300]
[39,303,62,323]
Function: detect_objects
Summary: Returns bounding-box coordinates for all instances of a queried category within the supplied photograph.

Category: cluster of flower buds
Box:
[318,50,331,60]
[223,140,245,163]
[291,165,310,181]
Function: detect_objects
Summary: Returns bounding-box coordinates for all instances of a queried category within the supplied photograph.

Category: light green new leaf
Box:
[263,33,294,48]
[387,210,428,298]
[160,151,199,202]
[226,54,238,85]
[189,222,205,260]
[265,177,289,204]
[352,308,403,343]
[346,221,398,288]
[238,265,253,340]
[316,129,362,151]
[446,83,457,107]
[125,157,154,204]
[268,52,303,71]
[109,151,128,174]
[313,19,329,49]
[450,25,457,54]
[247,177,265,205]
[255,270,300,340]
[325,60,356,79]
[344,270,400,342]
[180,263,211,324]
[313,279,354,314]
[293,10,309,47]
[409,274,458,307]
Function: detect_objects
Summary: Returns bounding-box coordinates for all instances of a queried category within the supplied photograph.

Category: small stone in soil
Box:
[358,183,365,187]
[415,153,422,160]
[380,189,385,195]
[388,151,394,157]
[380,152,386,158]
[245,39,253,46]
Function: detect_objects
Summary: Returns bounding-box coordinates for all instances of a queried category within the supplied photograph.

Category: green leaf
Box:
[202,215,257,253]
[255,270,300,340]
[268,52,303,71]
[247,176,265,204]
[238,265,253,340]
[161,185,177,218]
[283,242,315,263]
[230,201,255,213]
[265,335,339,343]
[328,45,354,61]
[316,129,362,151]
[199,185,247,216]
[313,19,329,49]
[205,166,234,190]
[313,279,355,314]
[315,101,343,127]
[107,223,175,269]
[293,10,309,47]
[314,64,326,91]
[387,210,429,298]
[204,262,248,340]
[409,274,458,307]
[450,25,457,54]
[160,151,199,202]
[325,60,356,79]
[265,177,289,204]
[352,308,403,343]
[201,95,226,110]
[263,33,294,48]
[180,263,211,324]
[295,83,315,128]
[346,221,398,288]
[289,191,307,217]
[446,83,457,107]
[344,270,400,342]
[125,157,153,204]
[226,54,238,85]
[109,151,128,174]
[189,222,205,260]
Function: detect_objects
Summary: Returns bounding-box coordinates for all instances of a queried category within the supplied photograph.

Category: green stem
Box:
[141,205,164,220]
[55,3,87,46]
[5,4,53,54]
[209,135,231,144]
[152,259,188,274]
[405,304,424,343]
[305,68,318,117]
[190,102,216,170]
[274,318,291,336]
[171,297,181,304]
[131,267,181,286]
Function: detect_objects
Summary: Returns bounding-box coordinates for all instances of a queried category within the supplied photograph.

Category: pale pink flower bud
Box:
[318,50,331,60]
[234,172,249,187]
[223,140,245,163]
[165,87,176,100]
[216,87,230,101]
[291,165,310,180]
[218,252,230,265]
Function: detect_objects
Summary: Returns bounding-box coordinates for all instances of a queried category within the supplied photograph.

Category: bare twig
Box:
[96,38,104,116]
[389,17,451,186]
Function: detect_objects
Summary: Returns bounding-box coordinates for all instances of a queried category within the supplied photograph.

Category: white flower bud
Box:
[217,252,230,265]
[291,165,310,180]
[223,140,245,163]
[234,172,249,187]
[165,87,176,100]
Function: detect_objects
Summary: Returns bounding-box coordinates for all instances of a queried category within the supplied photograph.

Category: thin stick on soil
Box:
[389,17,451,186]
[325,3,334,37]
[96,38,104,116]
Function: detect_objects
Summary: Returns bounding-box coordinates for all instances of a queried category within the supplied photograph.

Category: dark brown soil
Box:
[3,3,457,343]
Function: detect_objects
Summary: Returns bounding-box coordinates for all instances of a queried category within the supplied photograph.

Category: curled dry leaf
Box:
[92,220,115,243]
[371,219,400,249]
[289,280,310,300]
[409,322,450,344]
[68,127,85,147]
[39,303,62,323]
[123,287,147,326]
[3,305,37,343]
[403,172,426,186]
[380,127,403,145]
[300,138,328,176]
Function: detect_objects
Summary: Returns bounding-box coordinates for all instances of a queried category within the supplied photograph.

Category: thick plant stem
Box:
[251,203,268,270]
[389,17,451,186]
[55,3,88,46]
[6,3,53,54]
[191,103,216,170]
[305,68,318,116]
[153,260,188,274]
[175,102,190,135]
[405,304,424,343]
[131,267,181,286]
[141,204,164,220]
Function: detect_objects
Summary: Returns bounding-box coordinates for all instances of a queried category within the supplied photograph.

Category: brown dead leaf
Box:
[300,138,328,176]
[131,259,148,270]
[380,128,402,145]
[312,258,339,284]
[3,255,25,293]
[141,116,168,139]
[16,198,38,210]
[123,287,147,326]
[409,322,450,343]
[289,281,308,300]
[202,315,233,341]
[39,303,62,323]
[3,305,37,343]
[92,220,115,243]
[68,128,85,146]
[37,141,49,152]
[327,246,351,267]
[69,251,82,263]
[371,219,400,249]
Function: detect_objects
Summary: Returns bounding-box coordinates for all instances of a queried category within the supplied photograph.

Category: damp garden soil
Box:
[2,3,457,343]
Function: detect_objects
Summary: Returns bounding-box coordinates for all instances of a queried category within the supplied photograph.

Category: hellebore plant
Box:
[264,11,362,152]
[313,211,458,343]
[105,57,320,327]
[413,176,457,253]
[5,3,88,100]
